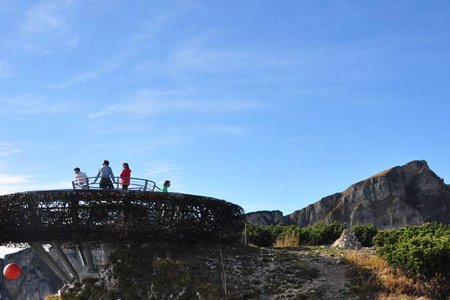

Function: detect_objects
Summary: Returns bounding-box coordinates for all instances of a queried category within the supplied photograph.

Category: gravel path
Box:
[223,246,357,299]
[296,251,356,299]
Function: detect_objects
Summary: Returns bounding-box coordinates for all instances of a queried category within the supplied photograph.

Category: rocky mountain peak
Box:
[247,160,450,229]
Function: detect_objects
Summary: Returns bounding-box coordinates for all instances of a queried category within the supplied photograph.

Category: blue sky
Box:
[1,0,450,219]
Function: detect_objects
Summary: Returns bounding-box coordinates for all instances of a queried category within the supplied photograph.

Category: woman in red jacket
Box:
[120,162,131,190]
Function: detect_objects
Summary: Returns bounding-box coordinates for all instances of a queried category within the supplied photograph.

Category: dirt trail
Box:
[296,250,356,299]
[223,246,357,299]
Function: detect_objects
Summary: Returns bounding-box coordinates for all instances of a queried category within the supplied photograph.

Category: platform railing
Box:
[71,177,160,192]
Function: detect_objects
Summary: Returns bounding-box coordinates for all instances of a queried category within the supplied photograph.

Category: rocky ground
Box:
[220,246,356,299]
[60,243,361,299]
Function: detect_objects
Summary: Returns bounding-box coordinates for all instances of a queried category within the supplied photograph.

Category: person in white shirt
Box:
[73,167,89,189]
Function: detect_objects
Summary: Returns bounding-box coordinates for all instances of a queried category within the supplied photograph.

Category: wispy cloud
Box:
[145,161,179,177]
[0,177,69,195]
[143,160,186,192]
[0,61,12,78]
[166,33,306,75]
[16,0,80,54]
[46,15,172,88]
[206,125,247,136]
[0,144,22,158]
[164,34,258,77]
[46,71,100,89]
[0,172,33,195]
[0,95,70,115]
[21,0,74,33]
[0,173,31,185]
[88,90,261,119]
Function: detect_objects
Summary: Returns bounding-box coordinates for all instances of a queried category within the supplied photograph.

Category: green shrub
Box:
[352,224,378,247]
[300,222,346,245]
[247,224,277,247]
[246,222,345,247]
[374,223,450,280]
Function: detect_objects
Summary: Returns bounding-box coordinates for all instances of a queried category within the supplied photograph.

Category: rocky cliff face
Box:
[0,248,62,300]
[245,210,284,225]
[247,160,450,228]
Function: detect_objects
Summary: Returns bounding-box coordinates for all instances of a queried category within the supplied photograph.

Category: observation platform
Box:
[0,177,245,284]
[0,177,245,244]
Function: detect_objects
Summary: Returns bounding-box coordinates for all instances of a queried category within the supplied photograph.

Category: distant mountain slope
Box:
[247,160,450,228]
[0,248,62,300]
[246,210,284,225]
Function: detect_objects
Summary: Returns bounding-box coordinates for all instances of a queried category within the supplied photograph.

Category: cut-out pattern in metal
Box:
[0,190,245,244]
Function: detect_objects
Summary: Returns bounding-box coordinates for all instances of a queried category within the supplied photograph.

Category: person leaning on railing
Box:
[73,167,89,189]
[120,162,131,190]
[93,160,116,189]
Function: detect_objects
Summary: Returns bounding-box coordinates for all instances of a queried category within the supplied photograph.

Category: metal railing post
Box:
[144,180,148,191]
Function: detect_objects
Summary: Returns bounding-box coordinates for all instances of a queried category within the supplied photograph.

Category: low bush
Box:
[246,224,278,247]
[247,222,345,247]
[374,223,450,283]
[299,222,346,245]
[351,224,378,247]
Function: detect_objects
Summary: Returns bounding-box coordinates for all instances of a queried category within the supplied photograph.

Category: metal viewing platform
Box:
[0,177,245,244]
[0,178,245,284]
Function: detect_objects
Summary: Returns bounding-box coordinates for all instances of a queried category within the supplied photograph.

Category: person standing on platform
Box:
[120,162,131,190]
[73,167,88,189]
[93,160,115,189]
[162,180,171,192]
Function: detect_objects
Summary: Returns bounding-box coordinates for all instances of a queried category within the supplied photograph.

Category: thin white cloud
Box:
[16,0,80,54]
[0,145,22,158]
[0,172,33,195]
[145,161,178,177]
[46,15,172,88]
[143,160,186,192]
[21,0,74,33]
[0,173,31,185]
[88,91,262,119]
[166,33,304,75]
[0,179,69,195]
[169,36,242,72]
[27,180,70,191]
[206,125,247,136]
[46,71,100,89]
[119,136,187,152]
[0,95,70,115]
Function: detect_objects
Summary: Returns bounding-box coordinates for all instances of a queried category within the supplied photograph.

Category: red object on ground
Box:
[3,263,21,280]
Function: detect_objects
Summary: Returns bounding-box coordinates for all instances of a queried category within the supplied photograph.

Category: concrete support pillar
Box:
[81,242,96,272]
[29,242,72,284]
[76,244,87,267]
[50,241,80,282]
[101,242,117,265]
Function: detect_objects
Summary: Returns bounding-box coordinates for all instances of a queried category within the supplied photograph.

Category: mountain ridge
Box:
[247,160,450,228]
